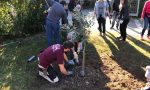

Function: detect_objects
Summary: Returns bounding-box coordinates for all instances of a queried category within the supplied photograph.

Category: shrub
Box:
[0,0,45,37]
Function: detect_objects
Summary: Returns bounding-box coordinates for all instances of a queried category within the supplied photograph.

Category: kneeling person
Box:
[38,41,74,83]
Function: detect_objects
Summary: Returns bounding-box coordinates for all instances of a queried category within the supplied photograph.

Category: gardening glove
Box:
[67,71,74,76]
[67,60,75,65]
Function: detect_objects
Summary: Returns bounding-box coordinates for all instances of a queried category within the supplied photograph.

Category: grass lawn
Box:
[0,31,150,90]
[0,34,47,90]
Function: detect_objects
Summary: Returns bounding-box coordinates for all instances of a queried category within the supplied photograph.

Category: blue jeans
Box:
[46,19,60,46]
[141,17,150,36]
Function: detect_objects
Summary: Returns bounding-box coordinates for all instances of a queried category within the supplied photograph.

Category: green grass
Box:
[0,34,47,90]
[0,32,150,90]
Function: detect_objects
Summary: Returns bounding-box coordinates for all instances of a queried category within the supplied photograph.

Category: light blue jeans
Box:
[45,19,60,46]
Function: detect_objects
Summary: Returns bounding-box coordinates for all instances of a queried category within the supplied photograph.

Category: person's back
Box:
[47,1,68,23]
[39,44,64,68]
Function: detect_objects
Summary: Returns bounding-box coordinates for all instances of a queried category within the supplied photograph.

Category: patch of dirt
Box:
[24,32,147,90]
[29,44,146,90]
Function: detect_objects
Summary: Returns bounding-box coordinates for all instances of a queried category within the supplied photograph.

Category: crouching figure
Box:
[38,41,74,83]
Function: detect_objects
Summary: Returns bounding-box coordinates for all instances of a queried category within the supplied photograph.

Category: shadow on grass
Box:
[102,32,150,82]
[85,42,110,89]
[0,34,47,90]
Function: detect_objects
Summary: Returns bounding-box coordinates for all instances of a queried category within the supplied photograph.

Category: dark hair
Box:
[60,0,67,6]
[63,41,74,49]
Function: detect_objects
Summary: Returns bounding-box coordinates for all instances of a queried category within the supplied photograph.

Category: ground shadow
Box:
[102,32,150,81]
[29,41,110,90]
[0,34,47,90]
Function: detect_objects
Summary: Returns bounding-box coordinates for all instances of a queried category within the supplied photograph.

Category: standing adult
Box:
[60,0,69,24]
[45,0,68,46]
[110,0,120,29]
[94,0,109,36]
[68,0,76,26]
[117,0,129,42]
[141,0,150,40]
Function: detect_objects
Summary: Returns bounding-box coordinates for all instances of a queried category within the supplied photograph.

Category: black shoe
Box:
[116,26,119,30]
[116,36,122,40]
[110,27,113,29]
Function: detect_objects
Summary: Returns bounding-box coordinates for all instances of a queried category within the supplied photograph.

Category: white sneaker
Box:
[39,71,59,83]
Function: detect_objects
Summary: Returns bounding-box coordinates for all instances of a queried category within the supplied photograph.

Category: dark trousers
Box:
[97,17,106,33]
[120,18,129,41]
[111,11,119,28]
[141,16,150,36]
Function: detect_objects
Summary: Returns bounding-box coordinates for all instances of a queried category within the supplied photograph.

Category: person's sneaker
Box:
[38,71,59,83]
[141,36,144,40]
[38,64,59,83]
[116,36,122,40]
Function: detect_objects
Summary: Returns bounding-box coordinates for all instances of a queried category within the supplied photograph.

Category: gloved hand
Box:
[67,60,75,65]
[67,71,74,76]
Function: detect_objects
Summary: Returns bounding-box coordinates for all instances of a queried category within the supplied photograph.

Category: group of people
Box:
[95,0,150,42]
[38,0,82,83]
[94,0,129,42]
[44,0,81,46]
[38,0,150,84]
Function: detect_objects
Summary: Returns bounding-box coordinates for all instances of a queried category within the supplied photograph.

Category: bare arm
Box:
[58,64,68,75]
[63,53,68,62]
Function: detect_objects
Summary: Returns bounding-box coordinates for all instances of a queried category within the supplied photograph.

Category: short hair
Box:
[63,41,74,49]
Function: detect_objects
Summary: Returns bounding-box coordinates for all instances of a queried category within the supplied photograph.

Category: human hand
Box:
[67,71,74,76]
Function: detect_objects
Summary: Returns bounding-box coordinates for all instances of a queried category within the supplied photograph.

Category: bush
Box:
[0,0,45,37]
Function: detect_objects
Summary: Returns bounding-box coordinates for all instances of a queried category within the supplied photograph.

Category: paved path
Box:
[81,9,148,38]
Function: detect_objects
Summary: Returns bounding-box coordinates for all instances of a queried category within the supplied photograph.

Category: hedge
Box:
[0,0,148,38]
[0,0,45,37]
